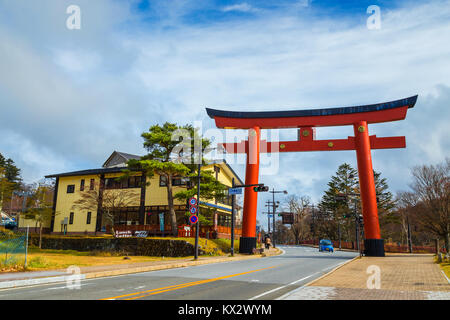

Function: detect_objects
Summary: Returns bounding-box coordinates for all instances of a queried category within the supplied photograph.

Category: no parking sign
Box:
[189,215,198,224]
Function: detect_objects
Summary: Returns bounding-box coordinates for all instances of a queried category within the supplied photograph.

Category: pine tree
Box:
[125,123,220,235]
[318,163,394,241]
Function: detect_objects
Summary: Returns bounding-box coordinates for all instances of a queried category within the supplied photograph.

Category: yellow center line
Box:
[100,266,277,300]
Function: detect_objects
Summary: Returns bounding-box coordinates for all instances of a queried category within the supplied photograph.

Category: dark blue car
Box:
[319,239,334,252]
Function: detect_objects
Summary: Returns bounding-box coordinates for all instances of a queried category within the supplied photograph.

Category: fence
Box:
[177,225,243,240]
[0,227,28,270]
[297,239,438,254]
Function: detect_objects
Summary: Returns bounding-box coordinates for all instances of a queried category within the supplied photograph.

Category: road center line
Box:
[100,266,277,300]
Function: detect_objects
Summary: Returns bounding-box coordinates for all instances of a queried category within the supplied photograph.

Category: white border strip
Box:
[0,274,86,289]
[249,272,319,300]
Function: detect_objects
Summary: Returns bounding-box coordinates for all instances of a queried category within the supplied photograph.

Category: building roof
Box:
[206,159,244,186]
[45,151,243,184]
[45,167,132,178]
[102,151,141,168]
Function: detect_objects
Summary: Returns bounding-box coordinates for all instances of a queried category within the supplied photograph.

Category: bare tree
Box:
[26,185,58,248]
[285,195,311,244]
[410,158,449,252]
[71,181,140,234]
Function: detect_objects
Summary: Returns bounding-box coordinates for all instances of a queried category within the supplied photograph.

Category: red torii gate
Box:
[206,95,417,256]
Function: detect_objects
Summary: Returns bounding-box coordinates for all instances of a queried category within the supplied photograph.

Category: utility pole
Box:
[264,200,271,234]
[272,195,276,248]
[407,214,413,253]
[338,222,342,250]
[231,178,236,257]
[354,199,360,254]
[268,189,288,248]
[194,161,201,260]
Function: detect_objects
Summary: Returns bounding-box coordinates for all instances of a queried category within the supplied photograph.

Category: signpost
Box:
[190,194,200,260]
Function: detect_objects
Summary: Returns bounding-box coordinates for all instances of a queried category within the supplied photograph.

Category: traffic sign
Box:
[189,215,198,224]
[189,197,197,206]
[190,206,198,214]
[228,187,242,195]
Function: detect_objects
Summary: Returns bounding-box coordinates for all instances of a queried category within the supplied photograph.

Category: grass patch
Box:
[441,262,450,279]
[24,250,189,271]
[20,237,229,272]
[0,236,248,273]
[435,254,450,279]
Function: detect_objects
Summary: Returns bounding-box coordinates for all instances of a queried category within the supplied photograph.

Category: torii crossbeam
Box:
[206,95,417,256]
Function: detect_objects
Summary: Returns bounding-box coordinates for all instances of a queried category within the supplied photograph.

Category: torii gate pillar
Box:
[239,127,261,254]
[354,121,384,256]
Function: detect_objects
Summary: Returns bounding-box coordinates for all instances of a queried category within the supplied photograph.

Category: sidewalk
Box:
[280,253,450,300]
[0,247,281,289]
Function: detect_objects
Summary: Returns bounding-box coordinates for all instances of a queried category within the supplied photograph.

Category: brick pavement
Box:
[281,253,450,300]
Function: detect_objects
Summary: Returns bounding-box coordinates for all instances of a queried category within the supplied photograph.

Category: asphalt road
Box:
[0,246,357,300]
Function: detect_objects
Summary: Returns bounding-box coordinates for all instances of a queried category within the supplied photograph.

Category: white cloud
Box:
[53,49,101,74]
[0,0,448,219]
[222,3,257,13]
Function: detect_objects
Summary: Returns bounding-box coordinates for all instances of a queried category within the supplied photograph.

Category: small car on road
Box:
[319,239,334,253]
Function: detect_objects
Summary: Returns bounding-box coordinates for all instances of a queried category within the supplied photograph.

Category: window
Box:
[160,175,188,187]
[86,212,91,225]
[159,175,167,187]
[90,179,95,190]
[67,185,75,193]
[69,212,74,224]
[128,176,142,188]
[80,179,85,191]
[105,176,142,189]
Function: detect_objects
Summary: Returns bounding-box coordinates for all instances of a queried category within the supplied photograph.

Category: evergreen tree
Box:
[126,123,224,235]
[0,153,22,213]
[0,153,22,189]
[318,163,394,241]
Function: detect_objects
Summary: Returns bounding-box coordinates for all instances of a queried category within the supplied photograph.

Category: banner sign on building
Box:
[114,230,133,238]
[159,213,165,232]
[134,231,149,238]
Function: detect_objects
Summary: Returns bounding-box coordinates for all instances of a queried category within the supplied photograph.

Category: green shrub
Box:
[27,256,52,269]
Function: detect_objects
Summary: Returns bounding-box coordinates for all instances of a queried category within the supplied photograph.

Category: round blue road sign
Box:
[189,215,198,224]
[190,206,197,214]
[189,197,197,206]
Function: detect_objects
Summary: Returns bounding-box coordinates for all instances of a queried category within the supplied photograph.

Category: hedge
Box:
[29,236,204,257]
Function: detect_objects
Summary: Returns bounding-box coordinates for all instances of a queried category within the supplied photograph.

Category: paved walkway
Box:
[281,253,450,300]
[0,247,280,288]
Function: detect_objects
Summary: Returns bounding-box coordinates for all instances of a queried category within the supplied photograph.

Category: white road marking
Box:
[248,273,320,300]
[42,282,93,291]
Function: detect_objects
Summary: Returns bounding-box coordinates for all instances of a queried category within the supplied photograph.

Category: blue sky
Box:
[0,0,449,225]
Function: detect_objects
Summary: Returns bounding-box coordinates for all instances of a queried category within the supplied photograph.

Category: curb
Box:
[0,249,282,290]
[276,255,360,300]
[0,274,87,289]
[303,255,360,287]
[441,270,450,284]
